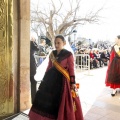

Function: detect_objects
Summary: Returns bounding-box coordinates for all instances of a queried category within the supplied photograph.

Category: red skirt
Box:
[105,82,120,89]
[105,57,120,89]
[29,110,56,120]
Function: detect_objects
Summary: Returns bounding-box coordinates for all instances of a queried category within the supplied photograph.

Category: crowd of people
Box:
[33,39,111,70]
[75,48,110,69]
[33,39,53,66]
[31,37,111,70]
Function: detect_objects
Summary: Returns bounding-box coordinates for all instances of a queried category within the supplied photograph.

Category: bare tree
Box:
[31,0,104,45]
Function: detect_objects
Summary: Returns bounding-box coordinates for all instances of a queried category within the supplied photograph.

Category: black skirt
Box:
[32,67,63,118]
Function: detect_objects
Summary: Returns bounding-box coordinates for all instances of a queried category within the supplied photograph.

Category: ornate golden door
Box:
[0,0,14,117]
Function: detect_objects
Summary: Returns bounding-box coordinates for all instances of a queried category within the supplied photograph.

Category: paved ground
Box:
[23,66,120,120]
[76,66,120,120]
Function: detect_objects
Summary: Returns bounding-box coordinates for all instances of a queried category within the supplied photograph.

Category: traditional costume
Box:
[29,49,83,120]
[105,44,120,96]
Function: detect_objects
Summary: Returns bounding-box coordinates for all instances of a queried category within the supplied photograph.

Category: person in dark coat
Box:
[37,39,47,65]
[100,50,109,66]
[30,37,39,103]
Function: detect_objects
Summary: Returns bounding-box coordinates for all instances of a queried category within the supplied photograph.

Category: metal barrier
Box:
[75,54,90,74]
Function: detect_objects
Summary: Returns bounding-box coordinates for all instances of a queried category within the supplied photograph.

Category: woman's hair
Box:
[117,35,120,39]
[55,35,65,42]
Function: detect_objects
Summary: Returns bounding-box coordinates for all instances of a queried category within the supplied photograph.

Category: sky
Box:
[31,0,120,42]
[77,0,120,42]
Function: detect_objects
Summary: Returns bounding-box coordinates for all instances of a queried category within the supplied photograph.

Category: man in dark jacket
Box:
[30,37,39,103]
[100,50,109,66]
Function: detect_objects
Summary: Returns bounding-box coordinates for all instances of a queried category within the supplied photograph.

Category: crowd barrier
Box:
[75,54,90,74]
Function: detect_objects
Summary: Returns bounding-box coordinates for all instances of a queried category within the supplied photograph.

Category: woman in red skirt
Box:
[105,35,120,96]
